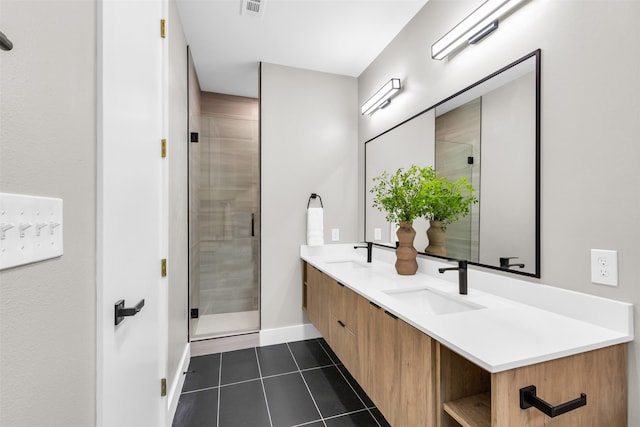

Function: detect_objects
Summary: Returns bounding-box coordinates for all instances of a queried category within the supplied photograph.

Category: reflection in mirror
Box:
[435,97,481,261]
[365,50,540,277]
[365,110,435,252]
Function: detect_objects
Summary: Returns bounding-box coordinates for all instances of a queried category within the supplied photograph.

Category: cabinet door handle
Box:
[384,311,398,320]
[369,301,381,309]
[251,213,255,237]
[520,385,587,418]
[337,320,346,328]
[114,299,145,325]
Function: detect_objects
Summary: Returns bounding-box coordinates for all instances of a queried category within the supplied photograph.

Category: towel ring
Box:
[307,193,323,209]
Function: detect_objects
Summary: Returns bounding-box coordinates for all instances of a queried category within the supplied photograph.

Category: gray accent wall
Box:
[0,1,97,425]
[261,63,358,329]
[358,1,640,424]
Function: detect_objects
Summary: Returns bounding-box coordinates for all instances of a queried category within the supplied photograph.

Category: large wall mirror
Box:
[365,49,540,277]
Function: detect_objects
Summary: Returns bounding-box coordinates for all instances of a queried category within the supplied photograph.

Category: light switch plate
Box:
[374,228,382,241]
[0,193,63,270]
[590,249,618,287]
[331,228,339,241]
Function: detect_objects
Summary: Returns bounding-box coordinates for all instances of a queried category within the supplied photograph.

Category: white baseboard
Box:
[166,343,190,427]
[190,323,322,356]
[259,323,321,346]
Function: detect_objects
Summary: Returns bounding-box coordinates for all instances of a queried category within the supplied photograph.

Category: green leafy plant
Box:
[420,167,477,230]
[370,165,478,229]
[370,165,434,224]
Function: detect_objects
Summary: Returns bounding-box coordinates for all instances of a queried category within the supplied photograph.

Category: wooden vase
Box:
[395,221,418,275]
[425,220,446,256]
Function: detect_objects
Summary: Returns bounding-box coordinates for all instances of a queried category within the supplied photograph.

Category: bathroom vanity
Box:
[300,244,632,427]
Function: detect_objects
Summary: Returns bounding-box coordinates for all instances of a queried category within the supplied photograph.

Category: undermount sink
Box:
[383,287,484,315]
[324,260,372,268]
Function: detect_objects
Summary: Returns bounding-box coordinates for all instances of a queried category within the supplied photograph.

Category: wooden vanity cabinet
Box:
[491,343,627,427]
[329,280,363,375]
[357,301,400,421]
[303,263,330,338]
[302,262,436,426]
[302,262,627,427]
[438,343,491,427]
[438,342,627,427]
[356,295,436,426]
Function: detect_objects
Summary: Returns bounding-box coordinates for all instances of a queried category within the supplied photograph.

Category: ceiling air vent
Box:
[241,0,265,18]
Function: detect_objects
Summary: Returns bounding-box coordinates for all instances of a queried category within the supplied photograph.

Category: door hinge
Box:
[160,19,167,38]
[161,139,167,158]
[161,378,167,397]
[161,258,167,277]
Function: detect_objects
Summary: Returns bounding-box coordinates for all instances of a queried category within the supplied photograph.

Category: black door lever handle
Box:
[114,299,145,325]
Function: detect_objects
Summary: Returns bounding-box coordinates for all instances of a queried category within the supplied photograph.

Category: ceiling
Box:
[176,0,429,98]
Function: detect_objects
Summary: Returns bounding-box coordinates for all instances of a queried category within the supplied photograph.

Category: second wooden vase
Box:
[425,220,446,256]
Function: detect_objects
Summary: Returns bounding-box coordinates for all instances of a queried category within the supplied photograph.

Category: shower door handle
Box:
[251,213,255,237]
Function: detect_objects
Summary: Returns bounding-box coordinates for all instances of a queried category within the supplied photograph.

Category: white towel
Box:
[307,207,324,246]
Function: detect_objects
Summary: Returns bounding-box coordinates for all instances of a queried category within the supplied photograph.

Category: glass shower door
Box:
[190,101,260,340]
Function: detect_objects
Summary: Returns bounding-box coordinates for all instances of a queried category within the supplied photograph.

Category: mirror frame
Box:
[364,49,541,278]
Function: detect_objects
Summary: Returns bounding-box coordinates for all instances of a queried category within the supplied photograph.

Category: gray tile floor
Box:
[172,338,390,427]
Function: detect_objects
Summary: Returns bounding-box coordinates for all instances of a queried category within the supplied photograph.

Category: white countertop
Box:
[301,244,634,373]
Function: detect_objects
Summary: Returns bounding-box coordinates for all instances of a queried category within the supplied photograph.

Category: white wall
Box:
[167,0,189,404]
[358,0,640,423]
[480,72,536,269]
[0,1,96,425]
[261,63,358,329]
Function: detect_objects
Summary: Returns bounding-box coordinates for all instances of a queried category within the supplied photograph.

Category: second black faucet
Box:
[354,242,373,263]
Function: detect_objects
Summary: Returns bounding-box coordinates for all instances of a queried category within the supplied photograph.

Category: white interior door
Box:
[97,0,168,426]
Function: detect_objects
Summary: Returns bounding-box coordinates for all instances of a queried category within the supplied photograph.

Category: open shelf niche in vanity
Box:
[438,343,491,427]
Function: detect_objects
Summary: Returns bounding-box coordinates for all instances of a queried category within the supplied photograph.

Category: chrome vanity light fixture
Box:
[361,78,401,115]
[431,0,526,60]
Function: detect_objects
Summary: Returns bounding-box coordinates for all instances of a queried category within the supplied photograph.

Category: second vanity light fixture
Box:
[431,0,526,60]
[361,78,401,115]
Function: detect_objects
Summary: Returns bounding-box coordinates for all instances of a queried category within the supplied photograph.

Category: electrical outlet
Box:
[374,228,382,241]
[331,228,339,241]
[590,249,618,287]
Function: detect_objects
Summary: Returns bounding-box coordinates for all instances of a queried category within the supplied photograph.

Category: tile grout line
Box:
[217,353,222,427]
[322,407,378,422]
[181,384,218,395]
[254,347,275,427]
[316,339,383,427]
[286,342,328,427]
[181,361,335,395]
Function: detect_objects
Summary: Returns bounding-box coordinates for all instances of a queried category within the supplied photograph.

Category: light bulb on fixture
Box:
[431,0,526,60]
[361,78,401,115]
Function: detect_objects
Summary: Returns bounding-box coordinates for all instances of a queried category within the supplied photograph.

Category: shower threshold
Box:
[191,310,260,341]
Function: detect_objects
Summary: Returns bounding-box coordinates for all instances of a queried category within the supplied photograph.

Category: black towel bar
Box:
[520,385,587,418]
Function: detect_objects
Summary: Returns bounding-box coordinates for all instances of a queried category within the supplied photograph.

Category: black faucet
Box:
[354,242,373,263]
[438,260,468,295]
[499,257,525,269]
